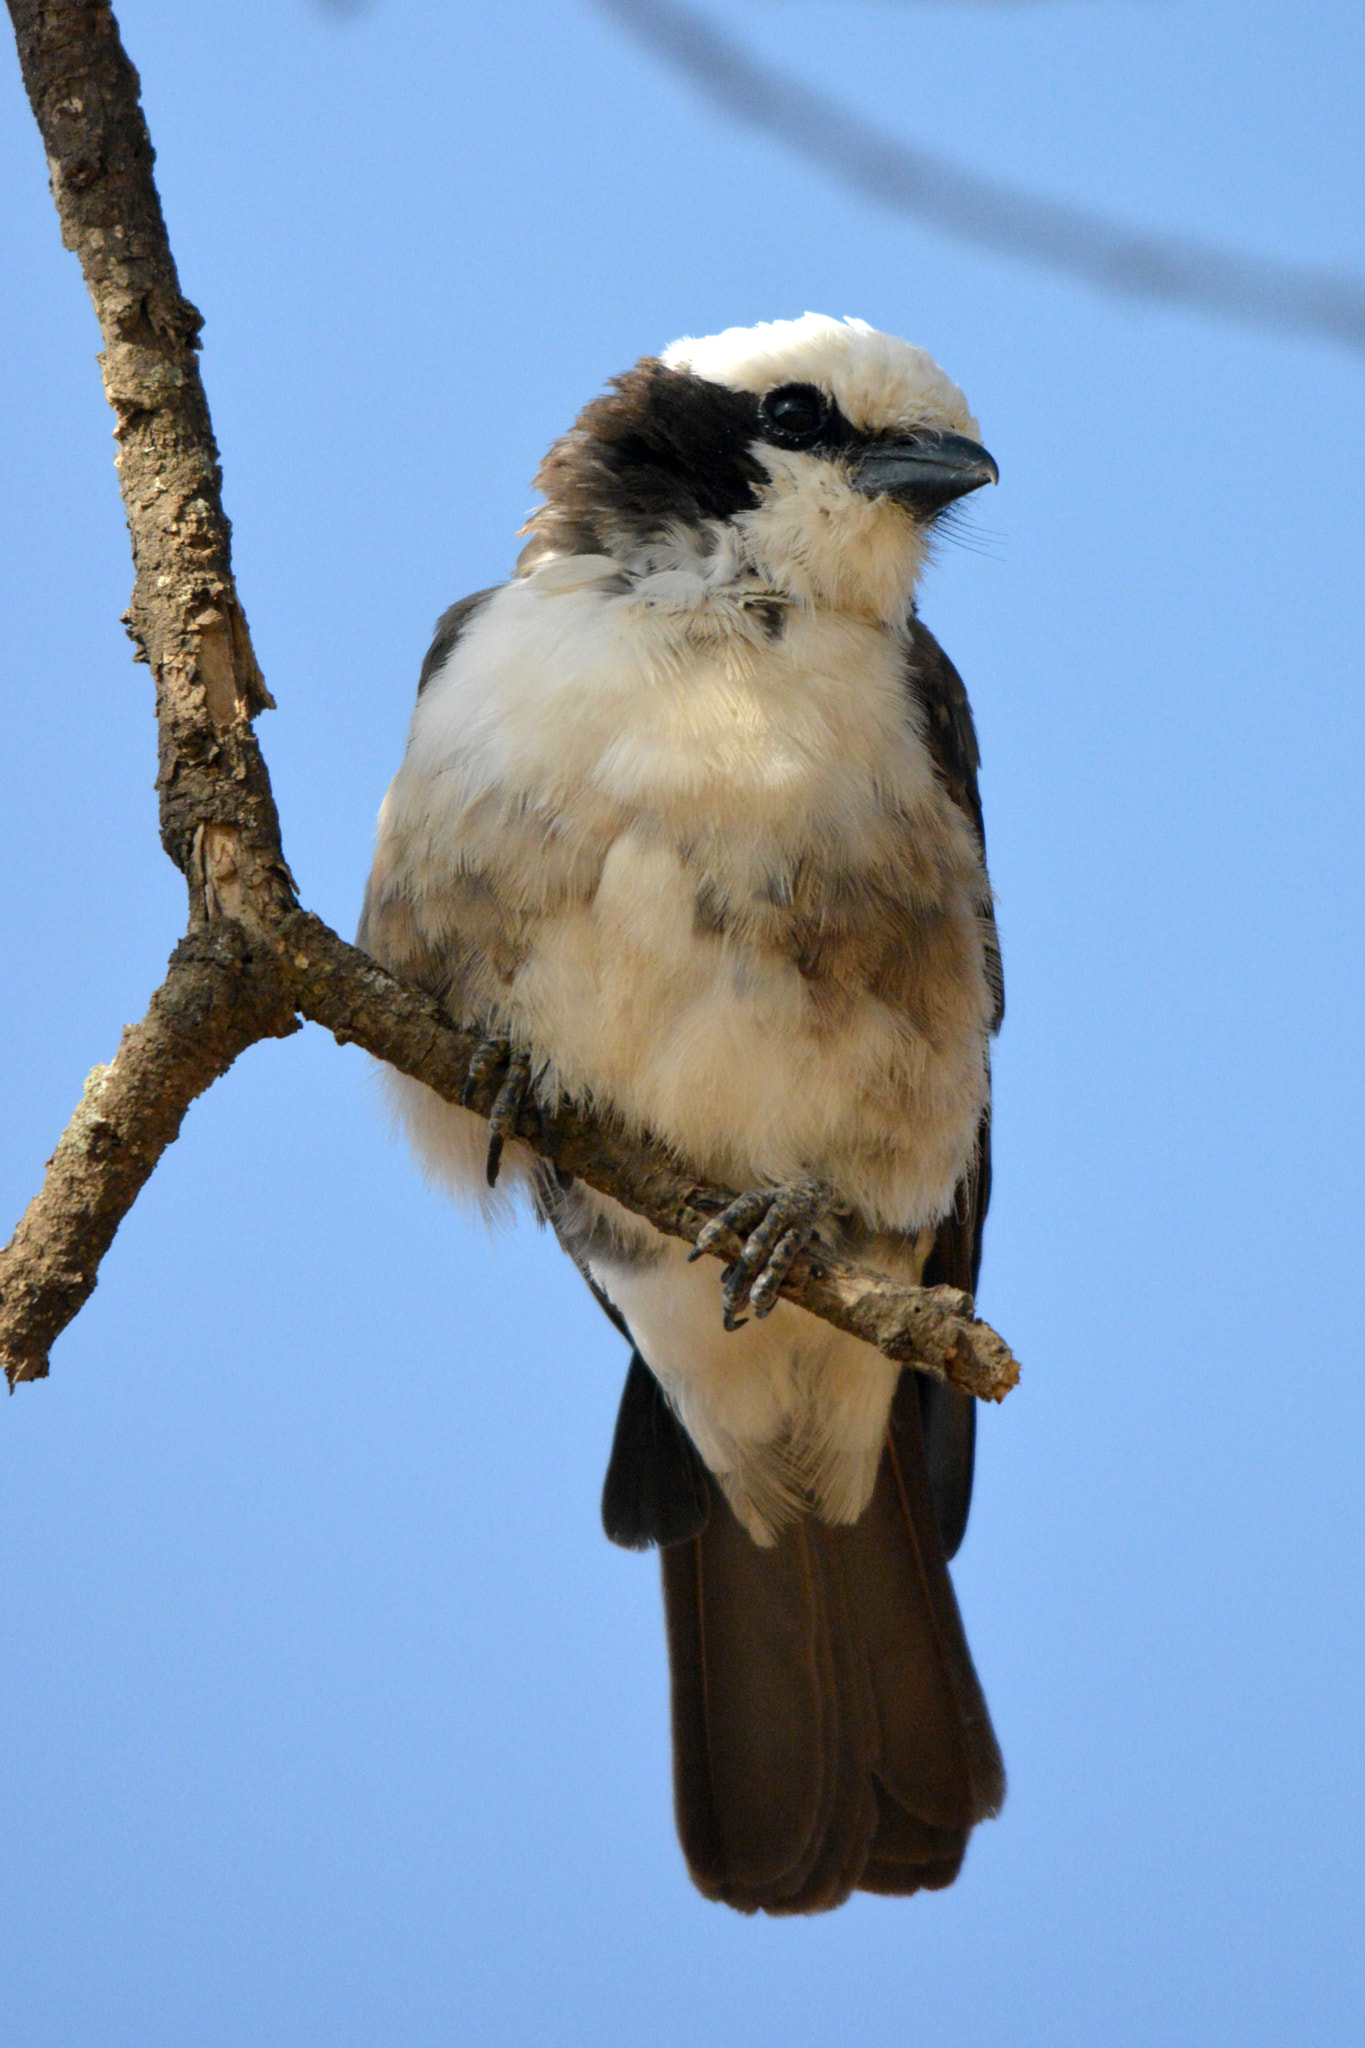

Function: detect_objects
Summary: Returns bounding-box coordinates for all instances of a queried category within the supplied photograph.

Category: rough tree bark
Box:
[0,0,1021,1405]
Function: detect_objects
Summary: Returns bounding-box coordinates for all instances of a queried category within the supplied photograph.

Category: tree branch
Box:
[0,925,300,1384]
[8,0,292,913]
[2,0,1021,1404]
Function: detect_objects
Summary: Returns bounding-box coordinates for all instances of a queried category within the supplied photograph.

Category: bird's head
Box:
[523,314,997,622]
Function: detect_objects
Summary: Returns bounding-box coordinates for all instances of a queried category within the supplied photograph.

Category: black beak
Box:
[853,431,999,518]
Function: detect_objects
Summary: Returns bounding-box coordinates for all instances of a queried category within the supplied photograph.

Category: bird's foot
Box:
[689,1177,834,1329]
[461,1032,534,1187]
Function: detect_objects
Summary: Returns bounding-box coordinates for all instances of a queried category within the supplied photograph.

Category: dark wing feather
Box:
[906,611,1002,1031]
[600,1350,710,1550]
[416,586,500,697]
[547,1217,711,1551]
[904,616,1001,1558]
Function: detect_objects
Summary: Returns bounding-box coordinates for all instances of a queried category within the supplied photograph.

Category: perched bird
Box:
[359,314,1005,1913]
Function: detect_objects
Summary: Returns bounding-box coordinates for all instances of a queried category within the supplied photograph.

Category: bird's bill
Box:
[853,432,999,517]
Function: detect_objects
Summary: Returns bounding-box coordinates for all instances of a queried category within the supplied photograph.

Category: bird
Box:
[358,313,1005,1913]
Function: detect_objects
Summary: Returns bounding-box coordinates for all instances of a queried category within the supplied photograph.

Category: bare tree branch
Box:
[0,927,300,1384]
[596,0,1365,356]
[1,0,1020,1404]
[13,0,291,915]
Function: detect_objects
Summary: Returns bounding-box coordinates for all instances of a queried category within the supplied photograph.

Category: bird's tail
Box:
[659,1370,1003,1913]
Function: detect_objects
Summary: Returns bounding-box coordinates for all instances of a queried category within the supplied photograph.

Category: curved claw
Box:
[461,1034,535,1187]
[461,1035,508,1111]
[691,1179,833,1328]
[485,1049,532,1187]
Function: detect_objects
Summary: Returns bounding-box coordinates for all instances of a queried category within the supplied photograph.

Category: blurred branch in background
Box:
[596,0,1365,355]
[756,3,1148,7]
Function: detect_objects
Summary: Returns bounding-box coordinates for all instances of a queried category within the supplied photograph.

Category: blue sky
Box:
[2,3,1363,2043]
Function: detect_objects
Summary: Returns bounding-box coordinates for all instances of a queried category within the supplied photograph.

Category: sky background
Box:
[3,2,1364,2042]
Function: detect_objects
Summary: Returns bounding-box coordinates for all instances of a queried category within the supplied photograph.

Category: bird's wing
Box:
[906,610,1002,1037]
[903,614,1000,1558]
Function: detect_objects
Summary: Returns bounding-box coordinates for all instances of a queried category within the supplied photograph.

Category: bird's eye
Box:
[759,383,829,449]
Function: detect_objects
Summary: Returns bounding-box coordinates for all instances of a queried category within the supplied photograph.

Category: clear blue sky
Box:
[3,3,1363,2042]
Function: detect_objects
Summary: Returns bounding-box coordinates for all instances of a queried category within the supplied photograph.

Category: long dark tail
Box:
[658,1371,1004,1914]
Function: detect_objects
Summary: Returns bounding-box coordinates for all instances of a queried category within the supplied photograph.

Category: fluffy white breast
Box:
[380,560,990,1228]
[404,555,934,839]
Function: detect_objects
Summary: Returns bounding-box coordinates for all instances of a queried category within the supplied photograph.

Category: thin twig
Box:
[2,0,1021,1403]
